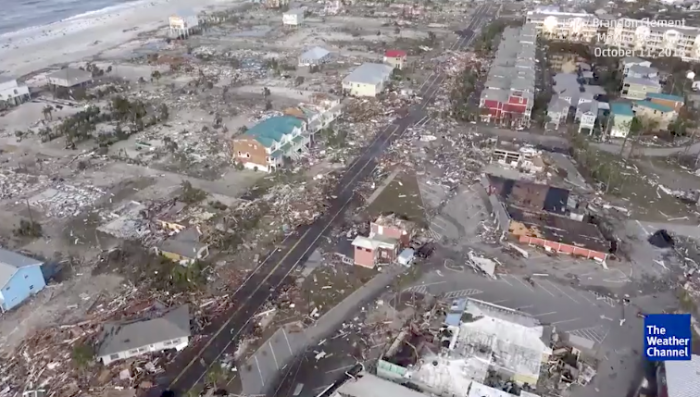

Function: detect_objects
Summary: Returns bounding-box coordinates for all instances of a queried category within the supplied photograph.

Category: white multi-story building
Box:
[0,76,30,108]
[526,8,700,62]
[525,8,599,42]
[283,8,305,26]
[169,9,199,38]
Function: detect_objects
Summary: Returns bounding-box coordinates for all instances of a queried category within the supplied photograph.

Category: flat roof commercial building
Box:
[484,175,610,262]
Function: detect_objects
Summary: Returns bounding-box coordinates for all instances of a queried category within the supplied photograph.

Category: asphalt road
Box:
[147,6,495,397]
[480,124,700,157]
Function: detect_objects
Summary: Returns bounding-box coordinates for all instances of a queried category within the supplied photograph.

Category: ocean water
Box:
[0,0,140,35]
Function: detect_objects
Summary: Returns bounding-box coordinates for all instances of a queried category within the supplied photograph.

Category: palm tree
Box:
[618,117,643,157]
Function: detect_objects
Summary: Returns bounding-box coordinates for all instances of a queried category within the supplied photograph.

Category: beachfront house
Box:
[283,9,305,26]
[0,76,30,109]
[47,68,92,88]
[342,63,394,98]
[169,9,199,38]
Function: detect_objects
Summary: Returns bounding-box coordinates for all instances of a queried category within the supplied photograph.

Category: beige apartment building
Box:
[526,8,700,62]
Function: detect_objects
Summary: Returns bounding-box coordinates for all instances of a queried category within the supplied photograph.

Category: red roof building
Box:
[385,50,407,58]
[384,50,407,70]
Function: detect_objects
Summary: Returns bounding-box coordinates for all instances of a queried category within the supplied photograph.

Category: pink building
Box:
[351,214,415,268]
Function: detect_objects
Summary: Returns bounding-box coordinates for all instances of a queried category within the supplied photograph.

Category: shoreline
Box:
[0,0,235,77]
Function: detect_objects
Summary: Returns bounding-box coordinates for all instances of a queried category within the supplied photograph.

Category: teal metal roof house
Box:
[0,248,46,311]
[243,116,304,148]
[233,115,310,172]
[610,102,634,117]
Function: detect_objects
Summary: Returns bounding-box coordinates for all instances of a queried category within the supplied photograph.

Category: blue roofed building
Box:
[232,115,308,172]
[0,248,46,311]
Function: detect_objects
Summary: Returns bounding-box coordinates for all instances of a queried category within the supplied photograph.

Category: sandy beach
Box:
[0,0,232,77]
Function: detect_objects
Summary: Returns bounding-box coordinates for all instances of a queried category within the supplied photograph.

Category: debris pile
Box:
[0,287,234,396]
[28,183,104,218]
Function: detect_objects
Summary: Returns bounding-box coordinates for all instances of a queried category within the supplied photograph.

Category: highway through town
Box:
[268,7,498,397]
[148,5,494,397]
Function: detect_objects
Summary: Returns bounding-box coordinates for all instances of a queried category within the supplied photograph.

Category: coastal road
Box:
[478,124,700,157]
[148,5,495,397]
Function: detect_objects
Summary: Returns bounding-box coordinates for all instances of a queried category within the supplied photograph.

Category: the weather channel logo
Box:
[644,314,692,361]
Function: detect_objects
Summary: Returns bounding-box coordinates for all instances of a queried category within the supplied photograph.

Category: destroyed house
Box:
[486,176,610,261]
[284,93,341,133]
[232,116,309,172]
[377,298,551,393]
[351,214,415,268]
[97,305,190,365]
[0,248,46,311]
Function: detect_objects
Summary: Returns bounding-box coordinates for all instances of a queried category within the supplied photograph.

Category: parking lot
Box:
[405,268,678,397]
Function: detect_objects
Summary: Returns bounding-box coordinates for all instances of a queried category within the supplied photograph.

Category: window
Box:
[129,350,139,355]
[29,285,34,290]
[380,251,388,259]
[138,347,148,353]
[246,153,250,158]
[237,151,242,156]
[4,287,9,291]
[164,340,173,346]
[170,338,181,344]
[110,354,119,360]
[24,274,28,279]
[365,248,371,253]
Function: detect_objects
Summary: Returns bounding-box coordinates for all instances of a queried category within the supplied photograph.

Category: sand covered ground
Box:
[0,0,234,76]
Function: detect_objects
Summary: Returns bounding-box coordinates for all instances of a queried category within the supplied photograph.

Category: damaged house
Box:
[232,116,311,172]
[351,214,415,268]
[482,175,610,262]
[377,298,549,395]
[97,305,191,365]
[283,93,342,133]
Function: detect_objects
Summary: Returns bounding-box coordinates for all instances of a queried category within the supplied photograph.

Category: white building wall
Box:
[100,337,189,365]
[283,11,304,26]
[0,81,30,105]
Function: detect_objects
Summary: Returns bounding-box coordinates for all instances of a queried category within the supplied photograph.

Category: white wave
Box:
[0,0,170,41]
